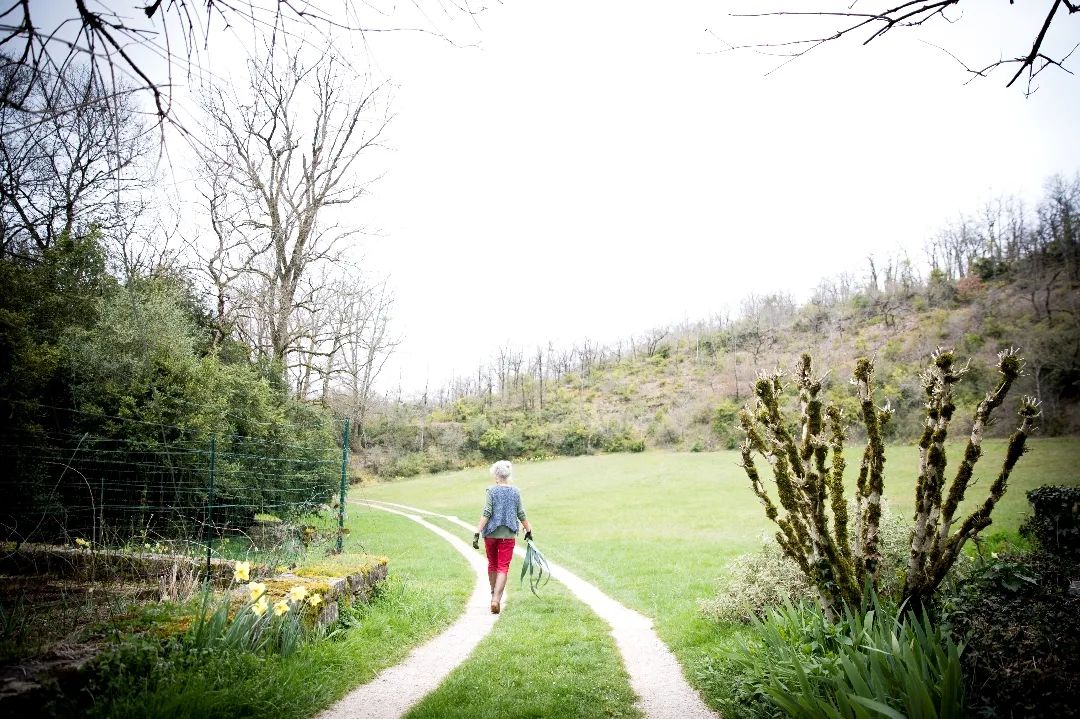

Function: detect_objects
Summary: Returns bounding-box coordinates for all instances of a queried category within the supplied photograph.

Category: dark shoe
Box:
[490,599,500,614]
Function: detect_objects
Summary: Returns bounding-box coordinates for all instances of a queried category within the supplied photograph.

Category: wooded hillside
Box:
[359,175,1080,479]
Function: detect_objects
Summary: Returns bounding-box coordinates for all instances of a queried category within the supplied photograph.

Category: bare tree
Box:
[725,1,1079,94]
[534,345,545,410]
[194,155,261,348]
[640,328,668,357]
[0,1,474,123]
[339,282,398,446]
[0,61,146,257]
[198,47,389,367]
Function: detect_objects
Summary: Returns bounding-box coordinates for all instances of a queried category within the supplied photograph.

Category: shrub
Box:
[1020,485,1080,557]
[649,417,681,446]
[702,503,911,624]
[722,598,965,719]
[710,400,741,450]
[700,538,811,624]
[943,550,1080,718]
[556,422,594,456]
[477,427,508,459]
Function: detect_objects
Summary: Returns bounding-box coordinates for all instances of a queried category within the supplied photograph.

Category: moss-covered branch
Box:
[931,348,1023,559]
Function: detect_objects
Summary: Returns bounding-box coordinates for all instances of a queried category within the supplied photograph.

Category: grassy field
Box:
[357,437,1080,711]
[404,544,641,719]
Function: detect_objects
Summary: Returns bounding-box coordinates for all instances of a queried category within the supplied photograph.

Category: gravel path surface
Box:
[361,499,719,719]
[317,504,500,719]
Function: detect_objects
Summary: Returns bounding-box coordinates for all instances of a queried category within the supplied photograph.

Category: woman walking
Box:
[472,460,532,614]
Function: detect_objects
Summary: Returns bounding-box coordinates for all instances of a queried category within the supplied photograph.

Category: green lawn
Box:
[404,547,641,719]
[356,437,1080,711]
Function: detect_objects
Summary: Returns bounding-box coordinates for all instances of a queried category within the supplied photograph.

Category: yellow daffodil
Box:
[233,560,251,582]
[251,596,269,617]
[288,585,308,602]
[309,593,323,608]
[247,582,266,601]
[75,537,90,548]
[273,599,290,617]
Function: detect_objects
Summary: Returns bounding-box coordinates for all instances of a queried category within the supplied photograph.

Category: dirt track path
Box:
[317,503,501,719]
[355,499,719,719]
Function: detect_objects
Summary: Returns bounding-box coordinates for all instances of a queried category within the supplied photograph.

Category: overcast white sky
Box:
[342,1,1080,394]
[39,1,1080,394]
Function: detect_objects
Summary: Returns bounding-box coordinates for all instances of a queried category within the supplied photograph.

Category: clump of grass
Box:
[724,596,965,719]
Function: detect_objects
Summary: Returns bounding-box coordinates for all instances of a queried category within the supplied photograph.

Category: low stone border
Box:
[252,559,388,626]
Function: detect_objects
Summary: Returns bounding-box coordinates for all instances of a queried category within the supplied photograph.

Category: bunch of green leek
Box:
[519,538,551,596]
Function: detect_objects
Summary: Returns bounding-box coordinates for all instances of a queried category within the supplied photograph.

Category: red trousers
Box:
[484,537,515,574]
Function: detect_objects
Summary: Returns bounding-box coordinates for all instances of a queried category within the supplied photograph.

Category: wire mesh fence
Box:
[1,405,351,570]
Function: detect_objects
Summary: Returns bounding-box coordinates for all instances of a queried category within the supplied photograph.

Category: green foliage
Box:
[724,599,965,719]
[0,233,111,422]
[710,400,741,450]
[477,426,509,459]
[942,550,1080,719]
[186,585,314,658]
[971,256,1009,281]
[557,422,594,456]
[1020,485,1080,557]
[0,235,337,543]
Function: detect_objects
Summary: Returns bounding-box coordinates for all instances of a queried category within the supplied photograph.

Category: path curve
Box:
[360,499,719,719]
[318,504,500,719]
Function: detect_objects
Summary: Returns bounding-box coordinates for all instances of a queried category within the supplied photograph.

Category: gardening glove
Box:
[524,531,533,542]
[472,533,480,549]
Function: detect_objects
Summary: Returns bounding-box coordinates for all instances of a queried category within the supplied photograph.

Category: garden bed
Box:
[0,547,388,711]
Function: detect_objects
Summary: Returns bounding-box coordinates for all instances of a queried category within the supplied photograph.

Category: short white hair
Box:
[490,460,513,481]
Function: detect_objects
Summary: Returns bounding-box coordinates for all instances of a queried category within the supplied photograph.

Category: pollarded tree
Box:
[739,349,1040,617]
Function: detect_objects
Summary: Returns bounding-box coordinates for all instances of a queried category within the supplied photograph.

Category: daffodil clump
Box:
[187,561,328,657]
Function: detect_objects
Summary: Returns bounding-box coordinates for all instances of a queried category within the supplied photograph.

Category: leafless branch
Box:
[721,0,1079,92]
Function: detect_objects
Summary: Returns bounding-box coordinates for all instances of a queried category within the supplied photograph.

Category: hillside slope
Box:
[358,269,1079,479]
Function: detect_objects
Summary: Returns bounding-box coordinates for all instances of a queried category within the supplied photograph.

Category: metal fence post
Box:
[206,434,216,578]
[337,418,349,553]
